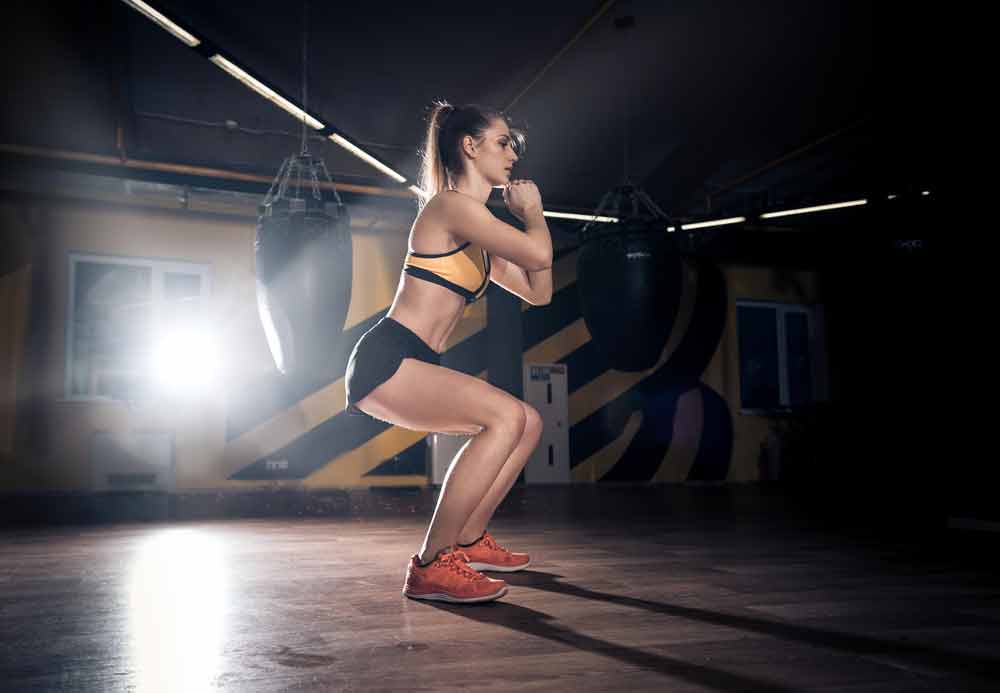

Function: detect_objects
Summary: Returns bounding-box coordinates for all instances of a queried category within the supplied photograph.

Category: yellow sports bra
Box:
[403,240,491,304]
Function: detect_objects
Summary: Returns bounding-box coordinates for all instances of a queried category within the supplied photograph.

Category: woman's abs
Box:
[386,273,465,354]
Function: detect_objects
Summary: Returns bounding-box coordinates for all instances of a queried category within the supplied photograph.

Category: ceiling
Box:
[3,1,938,223]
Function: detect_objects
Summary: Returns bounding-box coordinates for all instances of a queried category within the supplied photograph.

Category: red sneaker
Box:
[457,531,531,572]
[402,546,508,603]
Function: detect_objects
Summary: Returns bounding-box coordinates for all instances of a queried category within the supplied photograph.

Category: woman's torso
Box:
[384,192,489,353]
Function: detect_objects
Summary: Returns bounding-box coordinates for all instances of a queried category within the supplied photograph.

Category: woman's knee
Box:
[521,402,543,443]
[484,398,527,441]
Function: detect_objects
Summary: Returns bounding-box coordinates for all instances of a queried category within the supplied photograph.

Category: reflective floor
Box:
[1,485,998,692]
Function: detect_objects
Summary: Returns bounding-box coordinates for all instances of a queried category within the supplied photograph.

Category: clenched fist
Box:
[503,179,543,222]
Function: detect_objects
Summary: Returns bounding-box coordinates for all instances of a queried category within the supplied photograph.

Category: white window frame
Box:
[63,252,213,402]
[736,300,828,415]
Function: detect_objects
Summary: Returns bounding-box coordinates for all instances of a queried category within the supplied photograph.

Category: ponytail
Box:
[415,100,455,214]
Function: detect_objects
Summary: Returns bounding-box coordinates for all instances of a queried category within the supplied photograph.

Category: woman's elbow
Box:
[530,250,552,272]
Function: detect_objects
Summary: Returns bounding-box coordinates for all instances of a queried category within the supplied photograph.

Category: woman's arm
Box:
[489,205,553,304]
[489,254,552,305]
[519,207,552,303]
[441,193,551,270]
[526,264,553,304]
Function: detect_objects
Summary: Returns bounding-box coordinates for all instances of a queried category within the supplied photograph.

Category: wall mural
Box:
[225,254,732,484]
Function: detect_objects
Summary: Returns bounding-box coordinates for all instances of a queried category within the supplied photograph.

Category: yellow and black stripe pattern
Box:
[225,247,736,486]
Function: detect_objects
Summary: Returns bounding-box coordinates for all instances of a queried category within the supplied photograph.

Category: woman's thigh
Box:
[354,358,527,437]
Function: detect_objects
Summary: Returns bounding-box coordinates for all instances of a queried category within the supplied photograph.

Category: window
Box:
[736,300,827,412]
[65,253,212,401]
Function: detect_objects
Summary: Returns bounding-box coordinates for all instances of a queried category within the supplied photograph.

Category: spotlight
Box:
[150,329,220,396]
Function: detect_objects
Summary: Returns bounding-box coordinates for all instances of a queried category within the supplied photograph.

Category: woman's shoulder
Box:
[421,189,487,231]
[411,193,461,252]
[418,189,458,217]
[424,188,462,211]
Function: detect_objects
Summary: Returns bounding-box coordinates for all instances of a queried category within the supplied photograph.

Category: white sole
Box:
[466,559,531,572]
[402,585,508,603]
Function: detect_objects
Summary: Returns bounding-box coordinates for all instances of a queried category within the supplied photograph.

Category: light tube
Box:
[542,211,619,223]
[121,0,200,47]
[680,216,746,230]
[328,134,407,183]
[760,199,867,219]
[209,55,325,130]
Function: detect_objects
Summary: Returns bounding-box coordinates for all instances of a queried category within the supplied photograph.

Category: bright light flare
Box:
[150,328,220,396]
[128,529,228,692]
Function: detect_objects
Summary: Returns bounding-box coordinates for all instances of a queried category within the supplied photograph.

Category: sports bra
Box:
[403,241,491,304]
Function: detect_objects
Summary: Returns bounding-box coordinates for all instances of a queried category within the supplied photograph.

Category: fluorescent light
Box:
[922,190,930,196]
[760,199,867,219]
[209,55,325,130]
[542,211,619,223]
[328,133,407,183]
[121,0,200,47]
[887,194,897,200]
[681,216,745,230]
[408,185,427,198]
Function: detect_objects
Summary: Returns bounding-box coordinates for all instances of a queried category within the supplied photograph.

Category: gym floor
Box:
[1,484,997,691]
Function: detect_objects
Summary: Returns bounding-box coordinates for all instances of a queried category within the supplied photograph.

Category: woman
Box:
[344,101,553,603]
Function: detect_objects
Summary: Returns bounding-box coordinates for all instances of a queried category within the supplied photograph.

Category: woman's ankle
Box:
[417,546,447,566]
[457,530,486,547]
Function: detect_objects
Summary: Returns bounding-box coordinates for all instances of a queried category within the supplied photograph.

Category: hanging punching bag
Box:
[255,154,351,381]
[577,221,682,371]
[576,185,683,372]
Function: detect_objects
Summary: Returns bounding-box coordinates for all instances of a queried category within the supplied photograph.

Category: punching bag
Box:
[255,154,352,381]
[577,185,683,372]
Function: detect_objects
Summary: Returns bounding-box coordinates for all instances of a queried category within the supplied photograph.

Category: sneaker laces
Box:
[480,532,508,554]
[438,548,487,581]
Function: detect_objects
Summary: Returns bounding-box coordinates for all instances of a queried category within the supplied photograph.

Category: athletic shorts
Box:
[344,316,441,416]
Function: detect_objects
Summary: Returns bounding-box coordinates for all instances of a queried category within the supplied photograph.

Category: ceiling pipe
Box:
[0,143,412,200]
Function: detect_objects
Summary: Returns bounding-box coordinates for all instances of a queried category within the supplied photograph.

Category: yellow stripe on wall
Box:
[225,250,704,484]
[222,380,349,478]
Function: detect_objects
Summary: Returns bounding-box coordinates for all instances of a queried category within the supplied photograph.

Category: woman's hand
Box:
[503,179,543,222]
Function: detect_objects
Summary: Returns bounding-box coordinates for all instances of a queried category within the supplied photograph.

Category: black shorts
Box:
[344,316,441,416]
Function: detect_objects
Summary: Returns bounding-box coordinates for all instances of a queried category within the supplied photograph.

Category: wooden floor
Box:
[1,485,998,692]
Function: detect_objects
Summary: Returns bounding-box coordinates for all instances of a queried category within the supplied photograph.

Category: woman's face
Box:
[466,118,519,187]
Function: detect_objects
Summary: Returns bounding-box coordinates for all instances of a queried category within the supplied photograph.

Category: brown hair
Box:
[415,100,525,213]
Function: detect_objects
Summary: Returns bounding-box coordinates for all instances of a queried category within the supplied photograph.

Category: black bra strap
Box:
[408,241,471,258]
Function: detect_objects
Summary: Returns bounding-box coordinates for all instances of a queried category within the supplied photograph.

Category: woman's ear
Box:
[461,134,478,159]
